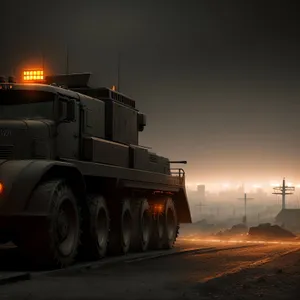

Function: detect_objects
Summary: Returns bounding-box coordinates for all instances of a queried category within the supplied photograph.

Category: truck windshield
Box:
[0,90,55,120]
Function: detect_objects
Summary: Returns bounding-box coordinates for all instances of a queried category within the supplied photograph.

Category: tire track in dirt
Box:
[201,246,300,283]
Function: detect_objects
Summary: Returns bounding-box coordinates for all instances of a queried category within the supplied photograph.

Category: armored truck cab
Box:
[0,72,191,267]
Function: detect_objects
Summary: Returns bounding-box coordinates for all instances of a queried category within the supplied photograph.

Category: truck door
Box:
[56,97,80,160]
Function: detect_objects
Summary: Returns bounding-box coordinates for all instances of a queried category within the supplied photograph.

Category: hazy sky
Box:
[1,0,300,185]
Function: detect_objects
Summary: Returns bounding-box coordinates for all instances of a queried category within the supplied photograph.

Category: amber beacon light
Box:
[23,69,44,82]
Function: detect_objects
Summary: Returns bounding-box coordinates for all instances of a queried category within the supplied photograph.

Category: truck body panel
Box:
[0,158,190,221]
[0,74,192,264]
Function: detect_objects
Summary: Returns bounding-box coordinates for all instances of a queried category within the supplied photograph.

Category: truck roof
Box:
[1,72,136,108]
[2,75,136,109]
[3,83,81,100]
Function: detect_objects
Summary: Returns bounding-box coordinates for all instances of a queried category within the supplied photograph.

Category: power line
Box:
[272,178,295,209]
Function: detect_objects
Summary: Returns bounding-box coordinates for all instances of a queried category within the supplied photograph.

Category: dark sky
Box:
[1,0,300,186]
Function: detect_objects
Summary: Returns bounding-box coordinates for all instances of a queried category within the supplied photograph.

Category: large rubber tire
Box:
[131,199,152,252]
[80,195,110,260]
[150,198,179,250]
[108,199,132,255]
[0,234,11,245]
[17,180,81,268]
[149,213,164,250]
[161,198,179,249]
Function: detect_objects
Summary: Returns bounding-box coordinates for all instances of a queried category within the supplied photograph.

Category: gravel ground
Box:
[0,238,299,300]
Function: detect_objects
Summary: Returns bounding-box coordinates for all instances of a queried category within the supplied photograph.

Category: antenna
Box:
[41,50,45,72]
[117,52,121,92]
[66,45,69,75]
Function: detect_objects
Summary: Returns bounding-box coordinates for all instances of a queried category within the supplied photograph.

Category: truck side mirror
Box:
[138,113,146,132]
[58,98,76,122]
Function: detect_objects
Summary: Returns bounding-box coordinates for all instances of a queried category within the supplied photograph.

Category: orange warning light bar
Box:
[23,69,44,82]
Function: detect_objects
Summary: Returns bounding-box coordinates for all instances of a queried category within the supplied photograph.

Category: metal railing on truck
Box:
[170,168,185,186]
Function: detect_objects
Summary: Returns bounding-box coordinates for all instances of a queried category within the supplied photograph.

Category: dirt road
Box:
[0,238,299,300]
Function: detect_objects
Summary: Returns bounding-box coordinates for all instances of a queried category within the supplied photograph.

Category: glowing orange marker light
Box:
[23,69,44,82]
[0,182,4,194]
[153,204,164,214]
[111,85,116,91]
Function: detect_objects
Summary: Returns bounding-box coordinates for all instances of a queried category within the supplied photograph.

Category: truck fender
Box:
[0,160,85,216]
[173,188,192,223]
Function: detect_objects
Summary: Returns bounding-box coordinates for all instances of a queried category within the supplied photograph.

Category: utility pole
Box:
[272,178,295,210]
[237,193,254,224]
[195,202,207,220]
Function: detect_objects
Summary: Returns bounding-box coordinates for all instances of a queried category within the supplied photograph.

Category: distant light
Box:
[111,85,116,91]
[252,184,261,189]
[222,183,230,189]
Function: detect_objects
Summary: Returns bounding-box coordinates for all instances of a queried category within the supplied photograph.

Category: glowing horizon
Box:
[186,180,300,192]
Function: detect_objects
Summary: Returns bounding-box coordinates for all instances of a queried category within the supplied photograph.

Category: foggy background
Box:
[1,1,300,208]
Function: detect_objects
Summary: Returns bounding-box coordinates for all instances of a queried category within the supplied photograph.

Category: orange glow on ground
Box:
[178,237,300,246]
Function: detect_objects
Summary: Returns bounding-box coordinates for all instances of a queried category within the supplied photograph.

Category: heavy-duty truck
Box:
[0,71,191,267]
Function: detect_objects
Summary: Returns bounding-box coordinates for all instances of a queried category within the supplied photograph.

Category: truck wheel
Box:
[108,199,132,255]
[161,198,179,249]
[18,180,81,267]
[150,198,179,250]
[0,232,11,245]
[81,195,110,260]
[131,199,152,252]
[149,214,164,250]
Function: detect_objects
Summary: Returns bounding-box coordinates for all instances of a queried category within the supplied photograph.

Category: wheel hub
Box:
[157,216,164,238]
[122,210,131,247]
[56,199,78,257]
[97,208,108,249]
[58,211,69,241]
[167,208,175,240]
[141,211,150,244]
